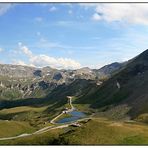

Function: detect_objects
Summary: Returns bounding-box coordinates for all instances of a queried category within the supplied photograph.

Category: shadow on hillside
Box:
[0,97,48,110]
[0,79,97,111]
[0,111,29,120]
[0,82,75,110]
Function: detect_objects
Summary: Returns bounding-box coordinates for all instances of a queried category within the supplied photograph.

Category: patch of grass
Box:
[0,120,35,138]
[58,118,148,145]
[1,118,148,145]
[94,104,131,120]
[0,127,65,145]
[135,113,148,124]
[0,106,48,114]
[0,105,51,128]
[121,135,148,144]
[73,103,95,114]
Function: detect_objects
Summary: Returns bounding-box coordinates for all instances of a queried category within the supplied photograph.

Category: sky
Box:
[1,3,148,69]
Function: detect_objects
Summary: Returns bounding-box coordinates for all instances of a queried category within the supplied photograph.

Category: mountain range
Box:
[0,62,124,100]
[2,49,148,145]
[1,49,148,121]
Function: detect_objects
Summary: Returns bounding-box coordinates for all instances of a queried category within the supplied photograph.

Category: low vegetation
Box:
[58,118,148,145]
[0,120,35,138]
[0,128,65,145]
[1,117,148,145]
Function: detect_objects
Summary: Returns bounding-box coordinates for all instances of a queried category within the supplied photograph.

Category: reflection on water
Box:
[56,110,86,123]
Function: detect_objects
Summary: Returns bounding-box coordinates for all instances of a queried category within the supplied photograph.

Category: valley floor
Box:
[0,96,148,145]
[0,117,148,145]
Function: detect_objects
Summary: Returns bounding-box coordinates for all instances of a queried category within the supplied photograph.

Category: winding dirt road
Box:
[50,96,74,124]
[0,96,88,141]
[0,117,91,141]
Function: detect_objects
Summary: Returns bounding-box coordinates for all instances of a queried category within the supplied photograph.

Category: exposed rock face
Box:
[94,62,126,78]
[38,81,49,90]
[0,62,124,100]
[0,64,36,78]
[53,73,63,81]
[99,62,122,74]
[33,70,42,77]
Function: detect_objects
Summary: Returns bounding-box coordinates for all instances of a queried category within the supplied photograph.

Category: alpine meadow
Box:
[1,3,148,145]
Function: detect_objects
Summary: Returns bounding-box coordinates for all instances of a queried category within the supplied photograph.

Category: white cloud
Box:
[13,60,27,66]
[18,42,33,57]
[0,48,4,52]
[17,43,81,69]
[92,13,101,21]
[80,3,148,25]
[13,60,35,67]
[35,17,43,22]
[49,6,57,12]
[90,4,148,25]
[0,4,12,16]
[29,54,81,69]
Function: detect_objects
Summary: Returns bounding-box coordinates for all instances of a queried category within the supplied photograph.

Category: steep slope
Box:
[95,62,126,77]
[75,49,148,120]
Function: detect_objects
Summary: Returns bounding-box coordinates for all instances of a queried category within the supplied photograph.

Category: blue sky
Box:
[1,3,148,69]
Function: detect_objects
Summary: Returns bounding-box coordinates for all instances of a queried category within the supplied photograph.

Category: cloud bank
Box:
[15,43,81,69]
[81,3,148,25]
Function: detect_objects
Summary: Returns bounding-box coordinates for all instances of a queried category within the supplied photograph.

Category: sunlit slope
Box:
[1,118,148,145]
[58,118,148,145]
[0,120,35,138]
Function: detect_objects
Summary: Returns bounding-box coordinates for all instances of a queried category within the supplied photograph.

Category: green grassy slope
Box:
[0,120,35,138]
[74,49,148,119]
[1,118,148,145]
[58,118,148,145]
[0,79,97,128]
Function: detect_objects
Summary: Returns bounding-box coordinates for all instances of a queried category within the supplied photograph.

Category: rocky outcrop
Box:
[0,62,124,100]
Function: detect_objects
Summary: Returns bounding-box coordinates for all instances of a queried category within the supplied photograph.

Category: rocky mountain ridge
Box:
[0,62,124,100]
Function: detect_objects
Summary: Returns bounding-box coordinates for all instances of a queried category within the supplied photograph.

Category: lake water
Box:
[56,110,86,124]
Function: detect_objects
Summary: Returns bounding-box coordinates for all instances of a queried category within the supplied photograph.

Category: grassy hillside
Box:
[0,126,66,145]
[0,79,97,129]
[0,105,52,128]
[74,49,148,120]
[1,118,148,145]
[0,120,35,138]
[2,49,148,145]
[58,118,148,145]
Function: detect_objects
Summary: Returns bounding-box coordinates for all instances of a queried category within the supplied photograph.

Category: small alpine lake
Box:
[56,110,86,124]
